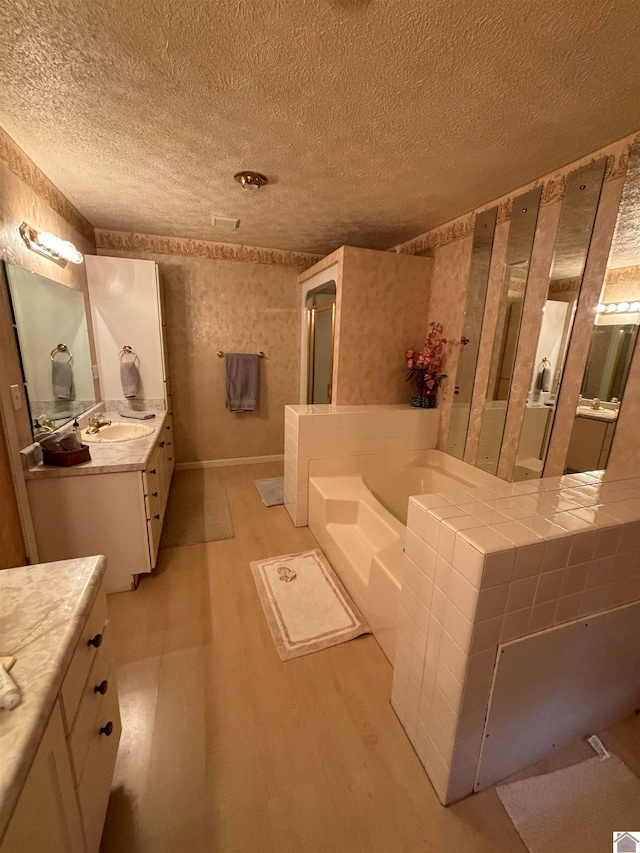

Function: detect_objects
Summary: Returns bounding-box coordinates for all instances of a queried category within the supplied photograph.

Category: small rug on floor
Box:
[497,754,640,853]
[250,549,369,660]
[254,476,284,507]
[160,468,235,549]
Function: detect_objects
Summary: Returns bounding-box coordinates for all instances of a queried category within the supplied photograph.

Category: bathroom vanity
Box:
[0,556,119,853]
[24,409,174,593]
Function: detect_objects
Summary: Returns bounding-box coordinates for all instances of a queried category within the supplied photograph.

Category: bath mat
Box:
[160,469,235,549]
[254,476,284,507]
[250,549,370,661]
[497,754,640,853]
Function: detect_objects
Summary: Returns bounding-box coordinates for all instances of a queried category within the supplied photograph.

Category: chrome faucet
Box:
[86,416,112,435]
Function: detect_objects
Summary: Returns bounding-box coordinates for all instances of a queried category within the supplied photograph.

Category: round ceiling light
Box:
[234,171,268,190]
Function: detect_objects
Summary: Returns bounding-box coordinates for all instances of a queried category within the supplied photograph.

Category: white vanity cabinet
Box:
[26,414,174,593]
[1,578,120,853]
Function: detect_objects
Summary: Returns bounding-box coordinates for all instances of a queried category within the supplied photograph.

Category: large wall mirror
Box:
[565,141,640,473]
[512,159,607,480]
[5,263,96,439]
[446,206,497,459]
[474,187,542,473]
[306,281,336,404]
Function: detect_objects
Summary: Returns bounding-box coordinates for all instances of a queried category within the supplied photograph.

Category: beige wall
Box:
[327,247,433,405]
[401,130,640,478]
[97,250,300,463]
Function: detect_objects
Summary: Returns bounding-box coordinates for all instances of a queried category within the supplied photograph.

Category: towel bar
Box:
[217,350,265,358]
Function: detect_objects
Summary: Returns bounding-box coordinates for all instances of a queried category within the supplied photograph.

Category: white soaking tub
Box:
[308,450,501,662]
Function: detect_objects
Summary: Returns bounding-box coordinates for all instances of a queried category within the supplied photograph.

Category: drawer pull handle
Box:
[166,425,171,430]
[159,441,165,448]
[100,721,114,737]
[94,680,109,695]
[154,514,160,520]
[87,633,103,649]
[152,491,159,497]
[150,468,157,475]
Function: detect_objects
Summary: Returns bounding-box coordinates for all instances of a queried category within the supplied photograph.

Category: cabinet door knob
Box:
[150,469,156,475]
[168,457,173,461]
[152,491,159,497]
[159,441,165,448]
[154,514,160,520]
[166,425,170,430]
[100,721,114,737]
[94,680,109,695]
[87,633,103,648]
[167,442,172,446]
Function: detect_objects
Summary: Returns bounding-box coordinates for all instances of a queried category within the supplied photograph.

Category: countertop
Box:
[24,409,169,479]
[0,555,106,841]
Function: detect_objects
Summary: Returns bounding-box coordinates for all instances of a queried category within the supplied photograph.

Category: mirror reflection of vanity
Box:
[445,139,640,482]
[4,263,97,438]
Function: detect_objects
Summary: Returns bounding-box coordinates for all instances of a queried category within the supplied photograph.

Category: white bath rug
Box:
[250,549,370,661]
[497,754,640,853]
[254,476,284,507]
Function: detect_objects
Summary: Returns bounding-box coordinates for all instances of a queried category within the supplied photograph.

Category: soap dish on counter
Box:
[42,445,91,467]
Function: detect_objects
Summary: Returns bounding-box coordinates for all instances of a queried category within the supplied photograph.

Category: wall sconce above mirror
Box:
[565,140,640,474]
[446,206,497,459]
[19,222,84,266]
[511,158,607,481]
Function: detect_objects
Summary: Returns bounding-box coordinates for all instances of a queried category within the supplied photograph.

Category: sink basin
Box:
[82,422,155,443]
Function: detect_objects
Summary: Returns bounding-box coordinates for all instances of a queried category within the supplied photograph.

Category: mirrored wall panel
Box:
[565,141,640,474]
[446,206,497,459]
[512,159,607,480]
[474,187,542,474]
[5,263,96,439]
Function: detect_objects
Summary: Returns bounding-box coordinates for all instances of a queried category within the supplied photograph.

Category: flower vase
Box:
[410,393,437,409]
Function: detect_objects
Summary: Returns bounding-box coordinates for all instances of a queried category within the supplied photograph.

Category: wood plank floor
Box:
[101,462,640,853]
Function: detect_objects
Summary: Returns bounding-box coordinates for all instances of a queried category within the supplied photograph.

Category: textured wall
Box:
[97,249,300,463]
[332,247,433,405]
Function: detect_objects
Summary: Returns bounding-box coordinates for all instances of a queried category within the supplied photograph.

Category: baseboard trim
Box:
[175,454,284,470]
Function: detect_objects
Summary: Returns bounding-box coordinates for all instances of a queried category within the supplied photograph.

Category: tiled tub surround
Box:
[0,556,106,840]
[284,404,439,527]
[391,468,640,805]
[309,450,501,663]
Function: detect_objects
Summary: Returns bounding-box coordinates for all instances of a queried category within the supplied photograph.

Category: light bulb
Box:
[606,304,617,313]
[617,302,630,313]
[630,302,640,312]
[37,231,83,264]
[596,303,606,313]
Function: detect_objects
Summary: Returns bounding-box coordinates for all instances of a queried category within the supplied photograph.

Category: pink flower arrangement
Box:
[406,323,466,404]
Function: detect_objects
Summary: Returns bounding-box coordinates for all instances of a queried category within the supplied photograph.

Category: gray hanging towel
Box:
[120,359,140,398]
[225,353,260,412]
[541,366,552,392]
[52,359,75,400]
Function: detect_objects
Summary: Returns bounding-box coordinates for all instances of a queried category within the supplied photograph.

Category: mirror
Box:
[512,159,607,480]
[306,281,336,404]
[446,206,498,459]
[565,141,640,474]
[5,263,96,439]
[475,187,542,473]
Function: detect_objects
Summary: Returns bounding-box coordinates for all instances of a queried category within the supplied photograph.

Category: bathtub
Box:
[308,450,501,662]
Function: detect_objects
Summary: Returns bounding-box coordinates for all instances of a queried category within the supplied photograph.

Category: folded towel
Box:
[121,410,156,420]
[52,359,75,400]
[58,432,82,451]
[40,434,62,452]
[225,353,260,412]
[120,358,140,398]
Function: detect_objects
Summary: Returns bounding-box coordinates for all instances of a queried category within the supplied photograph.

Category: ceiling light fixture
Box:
[19,222,84,266]
[234,171,268,190]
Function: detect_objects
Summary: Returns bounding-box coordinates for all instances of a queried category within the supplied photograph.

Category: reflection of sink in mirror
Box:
[82,423,155,443]
[575,405,618,421]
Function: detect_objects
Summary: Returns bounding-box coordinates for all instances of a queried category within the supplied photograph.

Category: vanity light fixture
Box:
[234,170,268,190]
[19,223,84,266]
[598,300,640,314]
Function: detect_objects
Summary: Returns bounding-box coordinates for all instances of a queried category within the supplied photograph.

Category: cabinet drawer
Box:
[61,590,108,727]
[69,622,113,782]
[77,664,121,853]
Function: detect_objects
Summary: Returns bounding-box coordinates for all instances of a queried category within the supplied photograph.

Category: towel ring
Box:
[119,345,139,364]
[50,343,73,363]
[217,350,265,358]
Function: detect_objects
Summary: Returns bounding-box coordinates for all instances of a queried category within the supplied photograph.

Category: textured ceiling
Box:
[1,0,640,255]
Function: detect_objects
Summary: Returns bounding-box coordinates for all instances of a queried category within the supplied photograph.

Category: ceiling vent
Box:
[212,217,240,230]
